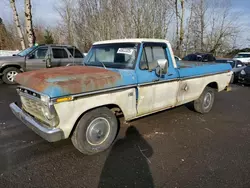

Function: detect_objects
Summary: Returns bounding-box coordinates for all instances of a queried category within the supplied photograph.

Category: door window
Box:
[52,48,69,59]
[140,46,167,70]
[31,47,48,59]
[67,48,83,58]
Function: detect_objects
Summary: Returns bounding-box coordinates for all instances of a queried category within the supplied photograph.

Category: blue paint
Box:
[43,85,68,97]
[178,63,232,78]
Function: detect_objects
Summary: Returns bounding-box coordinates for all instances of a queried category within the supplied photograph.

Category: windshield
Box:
[17,46,37,57]
[234,54,250,58]
[83,43,139,69]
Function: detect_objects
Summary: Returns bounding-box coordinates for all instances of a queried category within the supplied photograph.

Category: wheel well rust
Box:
[69,104,124,137]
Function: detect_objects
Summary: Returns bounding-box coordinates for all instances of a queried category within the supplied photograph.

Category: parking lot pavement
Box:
[0,84,250,188]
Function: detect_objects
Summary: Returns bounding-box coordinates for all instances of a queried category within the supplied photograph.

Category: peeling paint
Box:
[14,66,123,97]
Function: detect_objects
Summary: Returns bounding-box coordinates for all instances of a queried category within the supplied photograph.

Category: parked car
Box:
[0,44,84,84]
[233,52,250,64]
[10,38,232,155]
[215,59,246,83]
[183,53,216,62]
[238,65,250,85]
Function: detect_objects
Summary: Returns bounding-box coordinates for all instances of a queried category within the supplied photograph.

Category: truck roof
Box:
[93,38,170,45]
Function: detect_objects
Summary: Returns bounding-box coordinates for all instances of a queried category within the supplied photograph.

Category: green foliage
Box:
[43,29,54,44]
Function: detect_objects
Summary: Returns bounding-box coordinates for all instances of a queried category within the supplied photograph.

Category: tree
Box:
[43,29,54,44]
[25,0,36,47]
[0,17,8,49]
[10,0,26,50]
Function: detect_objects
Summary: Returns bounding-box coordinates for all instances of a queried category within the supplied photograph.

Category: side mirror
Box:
[155,59,168,77]
[28,54,35,59]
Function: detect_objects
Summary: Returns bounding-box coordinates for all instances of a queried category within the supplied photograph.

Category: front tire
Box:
[2,67,20,85]
[194,87,215,114]
[71,107,118,155]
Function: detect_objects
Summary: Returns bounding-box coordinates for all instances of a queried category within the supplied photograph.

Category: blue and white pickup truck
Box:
[10,39,232,155]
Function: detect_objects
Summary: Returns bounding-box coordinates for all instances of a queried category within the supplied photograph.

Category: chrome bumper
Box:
[10,102,64,142]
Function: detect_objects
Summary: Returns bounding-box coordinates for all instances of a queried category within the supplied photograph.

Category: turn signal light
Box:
[56,96,73,103]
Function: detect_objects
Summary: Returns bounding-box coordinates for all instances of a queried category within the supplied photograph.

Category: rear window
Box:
[67,48,83,58]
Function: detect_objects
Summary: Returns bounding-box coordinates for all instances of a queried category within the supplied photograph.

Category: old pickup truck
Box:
[10,39,232,155]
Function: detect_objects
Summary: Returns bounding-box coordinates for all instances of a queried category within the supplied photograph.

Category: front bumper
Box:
[238,75,250,84]
[10,102,64,142]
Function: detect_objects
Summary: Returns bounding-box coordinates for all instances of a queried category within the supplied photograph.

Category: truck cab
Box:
[10,39,232,155]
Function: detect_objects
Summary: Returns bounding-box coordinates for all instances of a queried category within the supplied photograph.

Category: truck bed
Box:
[177,60,231,78]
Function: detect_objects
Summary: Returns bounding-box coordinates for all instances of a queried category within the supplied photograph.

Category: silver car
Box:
[216,59,246,83]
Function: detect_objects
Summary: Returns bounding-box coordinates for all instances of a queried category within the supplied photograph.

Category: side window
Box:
[152,47,166,60]
[67,48,83,58]
[140,45,167,70]
[236,61,244,68]
[52,48,69,59]
[31,47,48,59]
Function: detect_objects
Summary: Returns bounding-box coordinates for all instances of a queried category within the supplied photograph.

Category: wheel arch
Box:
[69,103,124,138]
[0,64,22,73]
[206,81,219,91]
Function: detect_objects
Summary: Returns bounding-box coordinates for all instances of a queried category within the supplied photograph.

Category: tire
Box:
[194,87,215,114]
[71,107,118,155]
[2,67,20,85]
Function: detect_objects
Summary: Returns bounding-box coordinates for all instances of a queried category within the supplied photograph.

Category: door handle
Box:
[167,73,173,76]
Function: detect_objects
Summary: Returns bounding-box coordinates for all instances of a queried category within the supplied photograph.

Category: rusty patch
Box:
[15,66,122,96]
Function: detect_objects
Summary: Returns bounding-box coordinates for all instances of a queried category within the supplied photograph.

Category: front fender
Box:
[53,88,137,138]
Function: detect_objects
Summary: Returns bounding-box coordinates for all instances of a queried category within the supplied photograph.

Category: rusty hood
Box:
[14,66,123,98]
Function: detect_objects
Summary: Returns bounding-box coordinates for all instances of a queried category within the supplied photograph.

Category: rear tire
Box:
[2,67,20,85]
[194,87,215,114]
[71,107,118,155]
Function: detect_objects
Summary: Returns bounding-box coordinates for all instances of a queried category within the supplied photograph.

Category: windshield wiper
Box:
[96,59,106,69]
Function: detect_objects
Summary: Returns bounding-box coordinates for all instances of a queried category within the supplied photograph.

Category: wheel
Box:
[194,87,215,114]
[2,67,20,85]
[71,107,118,155]
[230,73,235,84]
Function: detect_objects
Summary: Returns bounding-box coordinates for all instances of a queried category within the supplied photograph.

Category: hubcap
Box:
[86,117,111,146]
[203,92,212,109]
[7,71,18,82]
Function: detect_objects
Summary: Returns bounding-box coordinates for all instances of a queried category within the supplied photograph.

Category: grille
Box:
[21,96,43,115]
[20,95,49,125]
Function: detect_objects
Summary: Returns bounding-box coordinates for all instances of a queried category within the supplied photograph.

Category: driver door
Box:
[136,43,179,116]
[25,47,48,71]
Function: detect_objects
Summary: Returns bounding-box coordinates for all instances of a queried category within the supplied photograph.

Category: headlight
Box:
[41,105,55,120]
[240,70,246,75]
[41,104,59,127]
